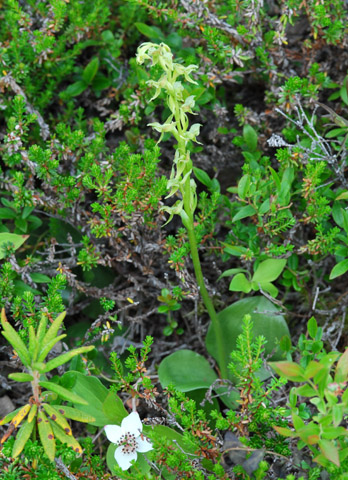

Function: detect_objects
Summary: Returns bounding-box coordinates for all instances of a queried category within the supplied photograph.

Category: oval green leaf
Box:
[12,420,35,458]
[39,380,88,405]
[43,345,94,372]
[252,258,287,283]
[37,410,55,462]
[8,372,34,382]
[61,371,122,426]
[206,296,290,382]
[158,349,218,392]
[330,259,348,280]
[0,233,29,259]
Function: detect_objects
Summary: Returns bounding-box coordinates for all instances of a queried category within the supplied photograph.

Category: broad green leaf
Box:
[321,426,348,440]
[193,167,213,188]
[259,198,270,215]
[330,259,348,279]
[8,372,34,382]
[307,316,318,339]
[273,426,295,437]
[332,204,345,228]
[43,345,94,372]
[28,404,37,423]
[31,362,46,373]
[62,371,112,426]
[83,57,99,84]
[223,245,249,257]
[292,413,305,431]
[10,404,31,428]
[158,350,218,392]
[269,167,281,191]
[165,32,183,50]
[12,420,34,457]
[332,405,343,427]
[12,280,41,297]
[42,404,72,436]
[341,77,348,105]
[304,361,324,379]
[218,268,247,280]
[256,281,278,298]
[335,348,348,383]
[36,314,48,348]
[92,74,111,91]
[0,233,29,259]
[30,273,51,284]
[149,424,197,453]
[37,334,67,362]
[206,296,290,382]
[269,361,305,381]
[326,127,347,138]
[0,208,16,219]
[101,30,114,42]
[318,439,340,466]
[297,423,320,445]
[0,407,22,425]
[243,124,258,151]
[336,191,348,201]
[102,391,128,425]
[54,405,95,423]
[229,273,252,293]
[316,352,340,371]
[213,385,240,410]
[40,311,66,348]
[310,397,326,414]
[28,325,37,360]
[64,80,87,97]
[232,205,256,222]
[278,167,294,205]
[237,174,250,199]
[294,384,318,397]
[184,388,220,418]
[252,258,287,283]
[14,217,26,232]
[318,102,348,127]
[37,410,55,462]
[50,420,82,454]
[22,206,34,219]
[135,22,164,41]
[279,334,292,352]
[39,381,88,405]
[1,329,31,366]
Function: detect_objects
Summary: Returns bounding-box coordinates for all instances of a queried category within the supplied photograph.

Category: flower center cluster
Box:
[118,432,137,454]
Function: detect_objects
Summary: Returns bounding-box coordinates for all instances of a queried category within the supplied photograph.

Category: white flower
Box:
[105,412,153,471]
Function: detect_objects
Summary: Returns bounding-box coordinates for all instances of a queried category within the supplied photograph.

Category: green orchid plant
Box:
[136,42,228,377]
[0,308,95,461]
[136,44,290,391]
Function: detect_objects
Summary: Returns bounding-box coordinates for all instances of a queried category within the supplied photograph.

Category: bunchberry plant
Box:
[105,411,153,471]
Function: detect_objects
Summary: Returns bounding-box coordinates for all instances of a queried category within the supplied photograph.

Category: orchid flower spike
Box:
[105,412,153,471]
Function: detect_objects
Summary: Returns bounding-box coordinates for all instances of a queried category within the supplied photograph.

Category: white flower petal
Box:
[136,436,153,453]
[104,425,123,444]
[114,446,137,471]
[121,412,142,436]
